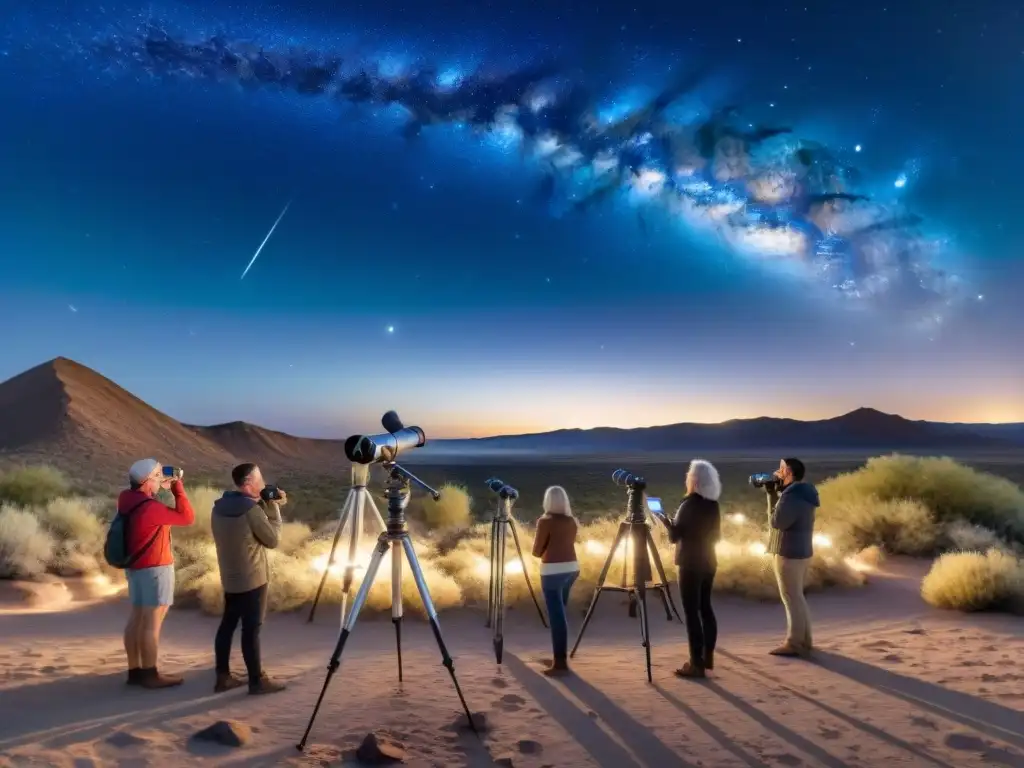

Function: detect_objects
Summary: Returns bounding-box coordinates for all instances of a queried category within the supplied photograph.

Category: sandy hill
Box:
[0,358,343,483]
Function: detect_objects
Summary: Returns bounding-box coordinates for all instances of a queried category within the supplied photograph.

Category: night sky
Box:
[1,0,1022,438]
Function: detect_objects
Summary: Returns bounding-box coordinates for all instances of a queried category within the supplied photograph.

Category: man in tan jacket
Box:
[210,462,287,694]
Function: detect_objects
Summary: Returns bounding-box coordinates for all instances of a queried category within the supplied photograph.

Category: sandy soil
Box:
[1,558,1023,767]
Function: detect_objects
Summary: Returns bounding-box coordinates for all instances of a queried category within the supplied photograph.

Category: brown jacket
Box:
[210,491,282,594]
[532,514,578,563]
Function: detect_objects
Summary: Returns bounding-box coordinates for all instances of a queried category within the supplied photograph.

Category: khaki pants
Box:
[773,555,812,650]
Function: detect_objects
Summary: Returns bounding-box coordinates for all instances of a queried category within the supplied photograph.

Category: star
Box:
[387,325,395,333]
[854,144,862,152]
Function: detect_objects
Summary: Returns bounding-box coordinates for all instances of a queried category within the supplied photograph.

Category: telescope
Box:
[344,410,426,465]
[485,477,519,500]
[612,468,646,490]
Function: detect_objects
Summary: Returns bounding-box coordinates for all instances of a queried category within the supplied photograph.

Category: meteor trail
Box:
[240,199,292,280]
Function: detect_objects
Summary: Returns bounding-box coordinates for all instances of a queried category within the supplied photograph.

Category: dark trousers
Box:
[678,569,717,665]
[214,584,268,685]
[541,571,578,660]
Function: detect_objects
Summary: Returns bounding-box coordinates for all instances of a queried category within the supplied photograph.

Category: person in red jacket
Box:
[118,458,195,689]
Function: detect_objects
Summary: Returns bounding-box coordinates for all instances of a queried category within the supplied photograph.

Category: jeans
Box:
[541,571,578,660]
[678,569,718,665]
[773,555,812,649]
[214,584,268,685]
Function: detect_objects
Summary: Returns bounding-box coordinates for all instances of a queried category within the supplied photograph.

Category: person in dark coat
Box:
[667,459,722,679]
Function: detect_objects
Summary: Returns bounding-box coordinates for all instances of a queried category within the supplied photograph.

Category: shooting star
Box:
[240,199,292,280]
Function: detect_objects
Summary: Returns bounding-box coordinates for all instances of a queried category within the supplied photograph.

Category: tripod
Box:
[297,461,476,751]
[484,479,548,665]
[569,474,682,682]
[307,464,387,626]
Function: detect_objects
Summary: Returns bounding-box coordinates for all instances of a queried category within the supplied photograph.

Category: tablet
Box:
[646,496,665,518]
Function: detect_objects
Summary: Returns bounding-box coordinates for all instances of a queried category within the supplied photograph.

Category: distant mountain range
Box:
[0,358,1020,483]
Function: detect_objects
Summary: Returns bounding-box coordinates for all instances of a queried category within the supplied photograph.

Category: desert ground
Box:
[2,557,1024,767]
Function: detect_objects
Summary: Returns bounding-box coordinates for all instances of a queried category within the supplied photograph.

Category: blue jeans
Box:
[541,570,578,659]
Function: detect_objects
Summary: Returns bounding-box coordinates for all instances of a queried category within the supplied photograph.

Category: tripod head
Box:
[382,461,440,532]
[485,477,519,521]
[612,468,649,525]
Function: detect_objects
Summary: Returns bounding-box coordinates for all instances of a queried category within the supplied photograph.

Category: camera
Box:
[485,477,519,500]
[344,410,426,465]
[161,466,184,480]
[612,468,646,490]
[260,485,284,502]
[749,473,781,491]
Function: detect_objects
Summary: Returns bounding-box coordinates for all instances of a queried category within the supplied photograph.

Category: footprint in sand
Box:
[862,640,896,650]
[766,752,802,766]
[517,739,543,754]
[39,666,59,675]
[903,628,927,635]
[910,716,938,730]
[106,731,150,748]
[818,727,842,740]
[881,654,903,663]
[499,694,526,712]
[491,677,509,689]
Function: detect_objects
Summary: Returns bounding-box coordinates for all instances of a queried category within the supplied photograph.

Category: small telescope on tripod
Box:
[297,411,476,752]
[484,477,547,665]
[570,468,682,683]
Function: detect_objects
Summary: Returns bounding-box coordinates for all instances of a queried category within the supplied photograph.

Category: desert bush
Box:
[817,496,939,556]
[921,549,1024,613]
[945,520,1014,554]
[171,485,222,542]
[419,483,472,531]
[819,455,1024,545]
[0,507,55,579]
[0,466,71,508]
[35,497,107,575]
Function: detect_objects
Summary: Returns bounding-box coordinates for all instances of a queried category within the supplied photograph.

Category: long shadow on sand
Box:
[809,650,1024,751]
[503,653,649,768]
[0,668,230,752]
[718,649,955,767]
[651,683,768,767]
[702,680,850,768]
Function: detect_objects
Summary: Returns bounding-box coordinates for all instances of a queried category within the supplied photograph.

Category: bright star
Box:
[854,144,862,152]
[894,173,907,189]
[387,325,395,333]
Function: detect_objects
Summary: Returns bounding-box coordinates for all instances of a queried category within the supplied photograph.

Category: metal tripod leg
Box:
[307,492,355,623]
[493,518,507,664]
[400,536,476,733]
[507,518,548,630]
[392,540,403,682]
[297,533,388,751]
[646,529,682,622]
[340,490,367,628]
[633,526,653,684]
[486,518,497,629]
[570,524,627,658]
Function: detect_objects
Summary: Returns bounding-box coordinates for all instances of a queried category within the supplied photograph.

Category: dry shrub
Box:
[35,497,107,575]
[278,521,313,555]
[819,496,938,556]
[0,466,70,508]
[820,455,1024,545]
[420,484,472,531]
[945,520,1013,554]
[172,485,222,543]
[921,549,1024,613]
[0,507,55,579]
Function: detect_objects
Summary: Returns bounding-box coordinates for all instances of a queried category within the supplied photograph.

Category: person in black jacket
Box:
[667,458,722,679]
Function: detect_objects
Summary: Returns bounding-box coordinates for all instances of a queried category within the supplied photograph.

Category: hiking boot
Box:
[674,661,706,679]
[541,655,570,678]
[214,672,246,693]
[249,673,286,695]
[769,643,802,658]
[140,668,184,689]
[703,650,715,670]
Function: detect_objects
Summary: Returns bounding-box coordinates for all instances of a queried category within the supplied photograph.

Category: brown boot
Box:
[249,672,286,695]
[139,668,184,689]
[541,655,570,678]
[674,661,706,679]
[214,672,246,693]
[769,642,802,658]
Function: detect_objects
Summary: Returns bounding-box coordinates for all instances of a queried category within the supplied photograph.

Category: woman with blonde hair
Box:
[531,485,579,677]
[667,458,722,679]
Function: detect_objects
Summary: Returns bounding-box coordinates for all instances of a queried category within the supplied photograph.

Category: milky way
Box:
[75,20,968,328]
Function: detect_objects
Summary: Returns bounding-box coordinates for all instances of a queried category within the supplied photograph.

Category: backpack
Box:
[104,499,161,569]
